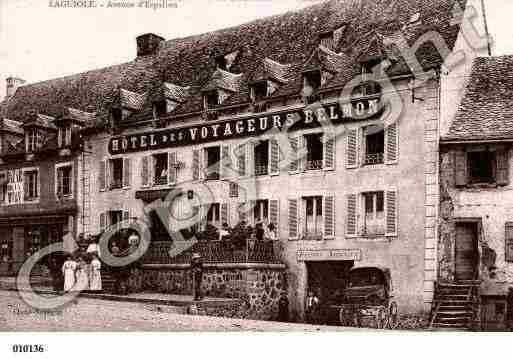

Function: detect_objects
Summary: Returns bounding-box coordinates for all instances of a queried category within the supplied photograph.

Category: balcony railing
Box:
[141,240,282,265]
[110,180,123,190]
[154,176,168,186]
[251,100,268,113]
[306,160,323,170]
[206,172,220,180]
[305,93,321,104]
[301,231,323,241]
[364,153,384,165]
[254,165,269,176]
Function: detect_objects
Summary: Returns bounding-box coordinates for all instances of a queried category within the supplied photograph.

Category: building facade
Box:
[0,0,490,319]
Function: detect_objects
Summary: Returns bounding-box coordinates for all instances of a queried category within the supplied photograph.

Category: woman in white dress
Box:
[89,255,102,291]
[61,256,77,292]
[73,257,89,292]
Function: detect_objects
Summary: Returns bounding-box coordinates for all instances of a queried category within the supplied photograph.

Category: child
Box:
[74,256,89,292]
[62,255,77,292]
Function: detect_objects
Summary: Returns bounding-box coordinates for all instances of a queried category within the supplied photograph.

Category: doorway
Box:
[454,222,479,281]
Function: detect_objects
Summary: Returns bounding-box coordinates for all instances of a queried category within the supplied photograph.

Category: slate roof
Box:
[1,0,466,126]
[443,56,513,142]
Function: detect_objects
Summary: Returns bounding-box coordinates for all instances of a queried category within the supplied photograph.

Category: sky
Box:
[0,0,512,100]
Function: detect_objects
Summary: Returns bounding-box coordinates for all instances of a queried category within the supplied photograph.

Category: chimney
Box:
[136,33,165,57]
[5,76,25,100]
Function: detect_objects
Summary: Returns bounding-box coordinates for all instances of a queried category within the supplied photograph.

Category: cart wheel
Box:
[375,307,387,329]
[387,302,399,329]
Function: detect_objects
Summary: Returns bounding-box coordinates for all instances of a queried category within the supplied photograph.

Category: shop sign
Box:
[6,169,23,205]
[109,97,384,155]
[297,248,362,262]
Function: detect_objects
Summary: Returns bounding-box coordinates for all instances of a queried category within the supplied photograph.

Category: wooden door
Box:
[455,222,478,281]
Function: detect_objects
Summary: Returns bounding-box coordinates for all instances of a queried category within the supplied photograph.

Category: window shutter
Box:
[505,222,513,262]
[238,202,247,223]
[123,158,131,188]
[385,189,398,237]
[221,145,231,179]
[323,134,335,171]
[99,213,106,232]
[496,149,509,186]
[323,195,335,239]
[221,203,229,225]
[141,156,149,187]
[192,149,200,180]
[168,152,177,185]
[57,168,63,195]
[288,198,299,240]
[346,129,358,169]
[270,139,280,176]
[270,199,279,230]
[346,194,357,237]
[57,129,63,148]
[289,136,300,173]
[246,141,255,177]
[385,123,398,164]
[99,160,106,191]
[237,144,246,177]
[23,173,29,200]
[454,151,468,187]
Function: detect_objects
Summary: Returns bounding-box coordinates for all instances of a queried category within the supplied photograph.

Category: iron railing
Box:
[306,160,323,170]
[254,165,269,176]
[364,153,384,165]
[141,240,282,265]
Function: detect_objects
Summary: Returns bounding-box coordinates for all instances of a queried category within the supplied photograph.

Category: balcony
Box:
[306,160,323,170]
[202,109,219,122]
[254,165,268,176]
[141,240,282,265]
[251,100,268,113]
[364,153,384,165]
[205,171,220,181]
[305,93,321,105]
[301,231,323,241]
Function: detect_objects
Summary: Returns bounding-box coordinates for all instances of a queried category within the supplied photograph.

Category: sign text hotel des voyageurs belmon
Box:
[108,97,384,155]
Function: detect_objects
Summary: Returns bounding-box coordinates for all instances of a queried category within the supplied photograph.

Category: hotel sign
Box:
[109,97,383,155]
[297,248,362,262]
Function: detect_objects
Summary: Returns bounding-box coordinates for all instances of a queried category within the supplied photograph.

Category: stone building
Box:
[439,56,513,329]
[0,0,490,320]
[0,107,94,275]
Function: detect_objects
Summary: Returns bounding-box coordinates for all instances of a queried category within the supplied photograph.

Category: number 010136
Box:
[12,345,44,353]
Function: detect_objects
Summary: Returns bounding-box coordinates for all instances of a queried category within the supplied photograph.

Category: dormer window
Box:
[58,126,72,148]
[215,55,227,71]
[303,70,321,104]
[153,100,167,118]
[26,129,42,153]
[319,32,334,50]
[204,91,219,110]
[250,81,268,103]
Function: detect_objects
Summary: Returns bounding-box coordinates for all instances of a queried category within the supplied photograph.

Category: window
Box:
[56,165,72,197]
[109,158,123,189]
[254,140,269,176]
[468,150,496,184]
[153,101,167,118]
[303,70,321,103]
[207,203,221,227]
[364,124,385,165]
[108,210,123,227]
[58,126,72,148]
[26,129,42,153]
[0,172,6,203]
[305,133,323,170]
[319,32,334,50]
[204,91,219,110]
[111,108,122,127]
[24,170,39,201]
[251,81,268,103]
[215,55,227,70]
[363,191,385,236]
[353,81,381,97]
[303,196,323,239]
[253,199,269,223]
[205,146,220,180]
[153,153,169,186]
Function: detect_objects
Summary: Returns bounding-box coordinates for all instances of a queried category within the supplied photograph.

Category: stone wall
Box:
[128,263,287,321]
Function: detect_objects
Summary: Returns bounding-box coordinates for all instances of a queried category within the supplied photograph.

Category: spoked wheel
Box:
[387,302,399,329]
[375,307,388,329]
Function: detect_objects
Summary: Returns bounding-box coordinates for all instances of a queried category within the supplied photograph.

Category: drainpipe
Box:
[480,0,492,56]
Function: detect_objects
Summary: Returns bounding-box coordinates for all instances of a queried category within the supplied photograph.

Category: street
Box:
[0,289,355,332]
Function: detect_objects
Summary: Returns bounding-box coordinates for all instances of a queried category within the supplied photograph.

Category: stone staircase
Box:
[430,281,480,330]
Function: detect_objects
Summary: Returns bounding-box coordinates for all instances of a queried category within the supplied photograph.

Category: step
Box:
[432,322,470,327]
[437,295,471,300]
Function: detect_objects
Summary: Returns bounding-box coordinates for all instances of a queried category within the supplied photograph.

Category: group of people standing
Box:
[62,254,102,292]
